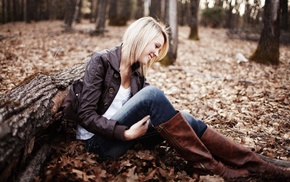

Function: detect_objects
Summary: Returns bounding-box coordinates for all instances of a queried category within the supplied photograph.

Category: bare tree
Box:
[64,0,81,31]
[94,0,107,35]
[178,0,188,26]
[24,0,36,23]
[108,0,131,26]
[149,0,161,20]
[135,0,144,19]
[161,0,178,65]
[249,0,281,65]
[280,0,288,31]
[188,0,200,40]
[2,0,6,23]
[224,0,233,28]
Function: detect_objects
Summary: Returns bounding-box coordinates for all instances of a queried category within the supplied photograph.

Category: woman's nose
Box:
[154,51,159,57]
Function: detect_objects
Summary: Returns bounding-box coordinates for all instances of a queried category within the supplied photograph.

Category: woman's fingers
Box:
[124,115,150,141]
[141,115,150,126]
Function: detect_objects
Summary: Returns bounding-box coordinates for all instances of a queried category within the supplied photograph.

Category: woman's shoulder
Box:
[90,45,121,64]
[85,45,121,74]
[90,45,121,71]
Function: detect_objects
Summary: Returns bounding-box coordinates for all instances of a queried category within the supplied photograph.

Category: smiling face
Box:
[137,34,165,65]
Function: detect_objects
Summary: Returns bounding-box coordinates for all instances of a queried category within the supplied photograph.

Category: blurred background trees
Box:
[1,0,289,64]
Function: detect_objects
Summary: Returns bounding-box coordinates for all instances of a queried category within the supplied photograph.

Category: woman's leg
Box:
[85,86,179,160]
[154,112,250,180]
[86,86,207,160]
[200,127,290,179]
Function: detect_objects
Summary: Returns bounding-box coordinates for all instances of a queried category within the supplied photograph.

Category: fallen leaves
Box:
[1,20,289,181]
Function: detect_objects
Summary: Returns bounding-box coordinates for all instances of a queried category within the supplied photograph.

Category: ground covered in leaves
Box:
[1,20,289,181]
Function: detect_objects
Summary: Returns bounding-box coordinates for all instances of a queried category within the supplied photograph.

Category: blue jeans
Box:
[86,86,207,161]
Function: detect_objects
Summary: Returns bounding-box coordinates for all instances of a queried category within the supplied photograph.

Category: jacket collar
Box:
[101,44,141,75]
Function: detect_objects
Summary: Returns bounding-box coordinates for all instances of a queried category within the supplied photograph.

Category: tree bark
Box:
[280,0,288,31]
[188,0,200,40]
[64,0,77,30]
[0,63,86,181]
[225,0,233,29]
[178,0,188,26]
[160,0,178,66]
[6,0,11,22]
[90,0,98,23]
[149,0,161,20]
[95,0,107,35]
[108,0,131,26]
[134,0,144,19]
[249,0,281,65]
[2,0,6,23]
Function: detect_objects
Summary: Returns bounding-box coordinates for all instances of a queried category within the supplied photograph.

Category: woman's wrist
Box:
[124,130,132,141]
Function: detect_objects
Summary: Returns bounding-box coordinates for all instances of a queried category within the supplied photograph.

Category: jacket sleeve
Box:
[77,54,127,141]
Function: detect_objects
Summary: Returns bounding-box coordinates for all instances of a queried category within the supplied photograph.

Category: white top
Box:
[76,85,131,140]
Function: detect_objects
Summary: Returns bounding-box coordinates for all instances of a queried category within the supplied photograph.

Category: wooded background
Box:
[1,0,289,65]
[1,0,290,181]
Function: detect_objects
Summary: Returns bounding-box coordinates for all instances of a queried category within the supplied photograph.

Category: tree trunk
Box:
[280,0,288,31]
[64,0,77,30]
[178,0,188,26]
[188,0,200,40]
[6,0,11,22]
[249,0,280,65]
[134,0,144,19]
[94,0,107,35]
[243,0,250,25]
[108,0,116,24]
[160,0,178,66]
[24,0,30,23]
[149,0,161,20]
[76,0,82,23]
[108,0,131,26]
[2,0,6,23]
[225,0,233,29]
[0,63,86,181]
[90,0,98,23]
[71,0,81,27]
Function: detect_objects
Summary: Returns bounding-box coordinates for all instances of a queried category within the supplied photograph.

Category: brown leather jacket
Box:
[78,45,149,141]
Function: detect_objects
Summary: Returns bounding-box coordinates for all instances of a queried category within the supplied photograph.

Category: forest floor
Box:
[0,20,290,182]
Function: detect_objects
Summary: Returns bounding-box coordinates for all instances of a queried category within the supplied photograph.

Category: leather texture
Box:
[155,112,249,179]
[201,127,290,179]
[62,45,148,140]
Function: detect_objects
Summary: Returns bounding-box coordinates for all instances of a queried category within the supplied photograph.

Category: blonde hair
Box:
[122,16,169,76]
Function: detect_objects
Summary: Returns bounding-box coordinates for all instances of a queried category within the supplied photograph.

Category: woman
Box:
[65,16,290,180]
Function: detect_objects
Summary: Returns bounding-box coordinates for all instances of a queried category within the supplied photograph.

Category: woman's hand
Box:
[124,115,150,141]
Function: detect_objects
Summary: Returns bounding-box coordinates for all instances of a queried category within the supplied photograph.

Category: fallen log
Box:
[0,63,86,181]
[1,60,290,181]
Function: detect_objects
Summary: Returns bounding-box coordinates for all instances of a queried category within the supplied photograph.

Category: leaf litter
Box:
[0,20,289,181]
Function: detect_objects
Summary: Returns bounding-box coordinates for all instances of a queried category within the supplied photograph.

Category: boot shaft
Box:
[201,127,290,179]
[154,112,249,179]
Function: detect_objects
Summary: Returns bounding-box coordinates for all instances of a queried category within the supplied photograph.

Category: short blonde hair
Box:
[122,16,169,76]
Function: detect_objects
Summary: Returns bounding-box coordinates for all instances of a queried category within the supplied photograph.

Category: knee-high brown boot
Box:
[200,127,290,179]
[154,112,249,180]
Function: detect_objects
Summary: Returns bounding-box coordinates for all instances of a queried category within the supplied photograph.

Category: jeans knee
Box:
[143,85,163,94]
[141,86,165,102]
